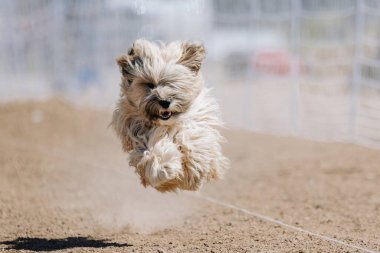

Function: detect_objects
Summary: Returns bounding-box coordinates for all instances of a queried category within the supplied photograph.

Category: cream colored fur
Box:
[112,39,229,192]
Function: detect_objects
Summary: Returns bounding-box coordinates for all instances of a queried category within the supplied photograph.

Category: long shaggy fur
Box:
[111,39,229,192]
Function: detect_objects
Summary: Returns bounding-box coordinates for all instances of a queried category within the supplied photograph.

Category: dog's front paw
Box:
[137,138,182,188]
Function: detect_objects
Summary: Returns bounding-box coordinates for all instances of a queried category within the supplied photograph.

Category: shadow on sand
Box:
[0,237,132,251]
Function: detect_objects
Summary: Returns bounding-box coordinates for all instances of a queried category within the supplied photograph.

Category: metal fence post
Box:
[290,0,301,135]
[351,0,364,142]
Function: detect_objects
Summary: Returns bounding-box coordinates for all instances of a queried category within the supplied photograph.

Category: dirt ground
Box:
[0,99,379,253]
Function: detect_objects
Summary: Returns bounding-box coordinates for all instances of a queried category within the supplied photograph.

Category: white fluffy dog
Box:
[111,39,228,192]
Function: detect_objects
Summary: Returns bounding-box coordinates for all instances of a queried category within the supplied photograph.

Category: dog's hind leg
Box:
[174,126,228,191]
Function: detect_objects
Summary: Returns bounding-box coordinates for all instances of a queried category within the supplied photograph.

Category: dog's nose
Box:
[158,100,171,109]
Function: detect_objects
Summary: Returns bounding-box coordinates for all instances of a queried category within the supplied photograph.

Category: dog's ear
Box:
[116,46,143,80]
[177,42,206,73]
[116,55,132,77]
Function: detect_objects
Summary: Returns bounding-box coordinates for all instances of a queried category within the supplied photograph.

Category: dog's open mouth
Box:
[158,111,172,120]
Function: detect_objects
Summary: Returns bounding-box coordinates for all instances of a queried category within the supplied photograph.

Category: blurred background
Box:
[1,0,380,148]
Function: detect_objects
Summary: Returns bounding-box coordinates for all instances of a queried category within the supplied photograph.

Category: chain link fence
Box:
[1,0,379,148]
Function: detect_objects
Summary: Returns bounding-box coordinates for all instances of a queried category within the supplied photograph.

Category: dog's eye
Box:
[146,83,155,89]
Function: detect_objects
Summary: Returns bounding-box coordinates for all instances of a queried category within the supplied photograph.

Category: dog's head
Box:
[117,39,205,125]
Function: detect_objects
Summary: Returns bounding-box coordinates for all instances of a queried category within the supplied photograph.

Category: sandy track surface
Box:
[0,100,379,253]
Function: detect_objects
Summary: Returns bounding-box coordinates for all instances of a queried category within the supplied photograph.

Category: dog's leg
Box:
[135,136,182,189]
[175,127,228,191]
